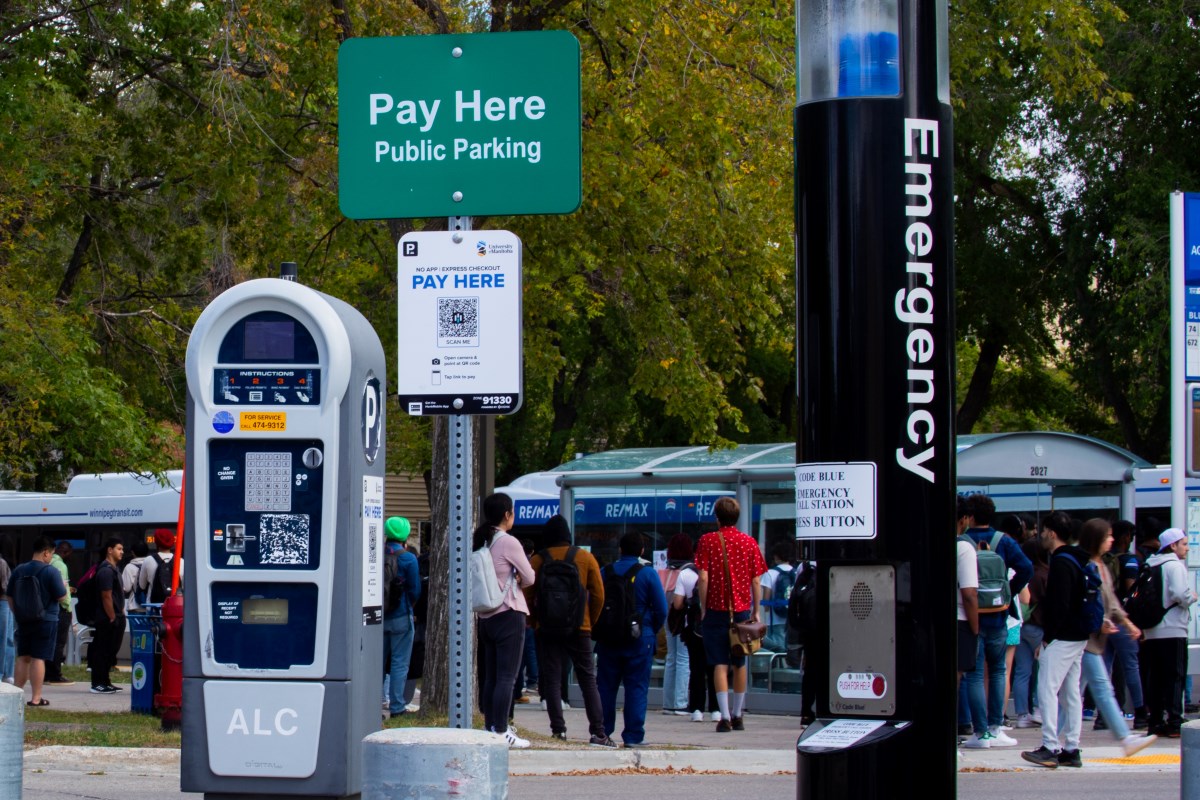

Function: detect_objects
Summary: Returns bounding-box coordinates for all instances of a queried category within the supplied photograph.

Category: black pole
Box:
[794,0,956,795]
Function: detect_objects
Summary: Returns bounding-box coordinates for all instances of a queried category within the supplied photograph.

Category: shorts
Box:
[1005,620,1021,647]
[15,618,57,662]
[702,609,751,668]
[957,620,978,673]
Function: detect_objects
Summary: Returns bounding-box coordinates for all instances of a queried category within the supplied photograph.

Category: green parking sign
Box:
[338,31,581,219]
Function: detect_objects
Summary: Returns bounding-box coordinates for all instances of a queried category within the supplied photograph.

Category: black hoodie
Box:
[1042,544,1093,644]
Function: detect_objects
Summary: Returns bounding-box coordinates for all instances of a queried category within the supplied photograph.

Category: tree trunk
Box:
[956,335,1004,434]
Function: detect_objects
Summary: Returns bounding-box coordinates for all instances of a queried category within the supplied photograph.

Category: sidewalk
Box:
[14,680,1187,776]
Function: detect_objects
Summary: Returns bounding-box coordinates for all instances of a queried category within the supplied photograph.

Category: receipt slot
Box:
[181,276,386,799]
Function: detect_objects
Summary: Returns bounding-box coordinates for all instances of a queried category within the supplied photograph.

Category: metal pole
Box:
[447,214,475,730]
[1171,192,1186,530]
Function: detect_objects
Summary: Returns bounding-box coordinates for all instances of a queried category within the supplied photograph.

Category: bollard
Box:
[362,728,508,800]
[0,681,23,799]
[1183,720,1200,800]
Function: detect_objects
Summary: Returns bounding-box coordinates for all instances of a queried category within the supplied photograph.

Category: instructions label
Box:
[362,475,384,625]
[801,719,886,749]
[795,462,876,540]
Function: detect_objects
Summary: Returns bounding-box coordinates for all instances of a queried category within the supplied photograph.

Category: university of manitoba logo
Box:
[402,241,418,257]
[476,241,487,257]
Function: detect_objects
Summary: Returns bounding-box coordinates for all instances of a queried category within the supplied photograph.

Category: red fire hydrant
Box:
[156,592,184,731]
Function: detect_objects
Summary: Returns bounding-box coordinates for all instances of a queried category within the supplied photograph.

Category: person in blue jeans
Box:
[595,532,668,748]
[961,494,1032,748]
[0,554,15,684]
[1012,535,1048,727]
[383,517,421,718]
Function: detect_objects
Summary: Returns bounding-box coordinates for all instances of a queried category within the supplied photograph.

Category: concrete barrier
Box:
[362,728,508,799]
[1184,720,1200,800]
[0,681,23,799]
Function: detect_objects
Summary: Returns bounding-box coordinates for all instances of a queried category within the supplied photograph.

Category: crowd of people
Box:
[954,495,1195,767]
[470,492,775,748]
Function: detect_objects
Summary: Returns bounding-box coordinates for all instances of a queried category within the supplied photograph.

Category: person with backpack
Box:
[5,536,67,706]
[122,541,150,613]
[1011,533,1049,729]
[593,531,667,748]
[522,514,609,745]
[43,541,74,685]
[1021,513,1094,768]
[88,537,127,694]
[671,540,719,723]
[1139,528,1197,738]
[137,528,179,605]
[657,533,696,716]
[1076,519,1158,756]
[471,492,536,749]
[959,493,1032,749]
[760,541,797,653]
[694,496,769,733]
[1100,519,1146,731]
[383,517,420,719]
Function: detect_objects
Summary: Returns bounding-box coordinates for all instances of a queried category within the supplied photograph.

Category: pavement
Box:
[10,680,1192,777]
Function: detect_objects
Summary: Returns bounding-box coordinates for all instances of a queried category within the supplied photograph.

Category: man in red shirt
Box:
[695,496,768,732]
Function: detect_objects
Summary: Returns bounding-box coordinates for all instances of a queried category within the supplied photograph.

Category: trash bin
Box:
[127,611,160,714]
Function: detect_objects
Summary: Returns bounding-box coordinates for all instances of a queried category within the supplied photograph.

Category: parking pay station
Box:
[181,273,386,799]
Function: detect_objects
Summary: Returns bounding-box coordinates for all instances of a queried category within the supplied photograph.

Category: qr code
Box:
[437,296,480,347]
[259,514,311,565]
[368,521,379,566]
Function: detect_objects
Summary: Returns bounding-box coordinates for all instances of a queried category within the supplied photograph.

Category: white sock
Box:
[730,692,745,718]
[716,691,730,719]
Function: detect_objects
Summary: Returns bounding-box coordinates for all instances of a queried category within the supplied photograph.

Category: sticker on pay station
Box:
[396,230,522,415]
[795,462,876,540]
[240,412,287,432]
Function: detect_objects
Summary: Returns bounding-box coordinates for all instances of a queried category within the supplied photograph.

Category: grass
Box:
[60,665,131,685]
[24,709,181,749]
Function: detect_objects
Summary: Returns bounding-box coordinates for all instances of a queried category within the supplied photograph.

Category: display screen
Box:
[242,597,289,625]
[243,320,295,360]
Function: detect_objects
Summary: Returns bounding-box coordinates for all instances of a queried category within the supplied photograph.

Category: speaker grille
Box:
[849,582,874,620]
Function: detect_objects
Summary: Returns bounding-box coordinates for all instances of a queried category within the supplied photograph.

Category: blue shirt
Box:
[384,543,421,619]
[608,556,668,643]
[966,527,1033,630]
[7,560,67,622]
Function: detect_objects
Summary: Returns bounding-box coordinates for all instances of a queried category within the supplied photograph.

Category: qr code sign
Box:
[437,297,480,347]
[259,514,311,565]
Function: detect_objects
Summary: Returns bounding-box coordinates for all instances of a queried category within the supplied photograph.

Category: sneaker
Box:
[1030,710,1043,725]
[44,677,75,686]
[1121,734,1158,757]
[962,732,993,749]
[1093,717,1108,731]
[589,734,617,748]
[711,711,722,722]
[107,685,124,691]
[1133,711,1149,730]
[89,685,118,694]
[562,702,571,710]
[1015,713,1039,729]
[731,716,745,731]
[1162,726,1182,739]
[691,710,704,722]
[957,723,974,736]
[1057,749,1082,768]
[1082,709,1095,720]
[503,727,531,749]
[551,731,567,741]
[673,710,691,716]
[715,719,732,733]
[541,699,548,711]
[516,695,531,704]
[661,708,679,715]
[1020,746,1059,768]
[623,742,647,749]
[987,727,1017,747]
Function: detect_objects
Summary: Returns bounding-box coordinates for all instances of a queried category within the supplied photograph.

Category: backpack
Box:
[1053,552,1105,634]
[959,533,1011,614]
[666,564,700,637]
[383,550,406,614]
[74,562,102,626]
[592,562,643,646]
[534,547,586,638]
[469,531,513,614]
[147,552,173,603]
[763,565,798,613]
[1124,561,1177,630]
[11,563,50,623]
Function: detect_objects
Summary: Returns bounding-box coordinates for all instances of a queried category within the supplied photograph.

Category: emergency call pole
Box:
[793,0,956,796]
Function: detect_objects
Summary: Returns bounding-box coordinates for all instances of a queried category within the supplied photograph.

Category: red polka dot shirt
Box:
[694,527,768,612]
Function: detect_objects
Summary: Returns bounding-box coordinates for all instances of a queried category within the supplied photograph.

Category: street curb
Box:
[509,748,795,775]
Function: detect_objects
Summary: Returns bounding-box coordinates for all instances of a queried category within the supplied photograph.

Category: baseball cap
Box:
[1158,528,1186,551]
